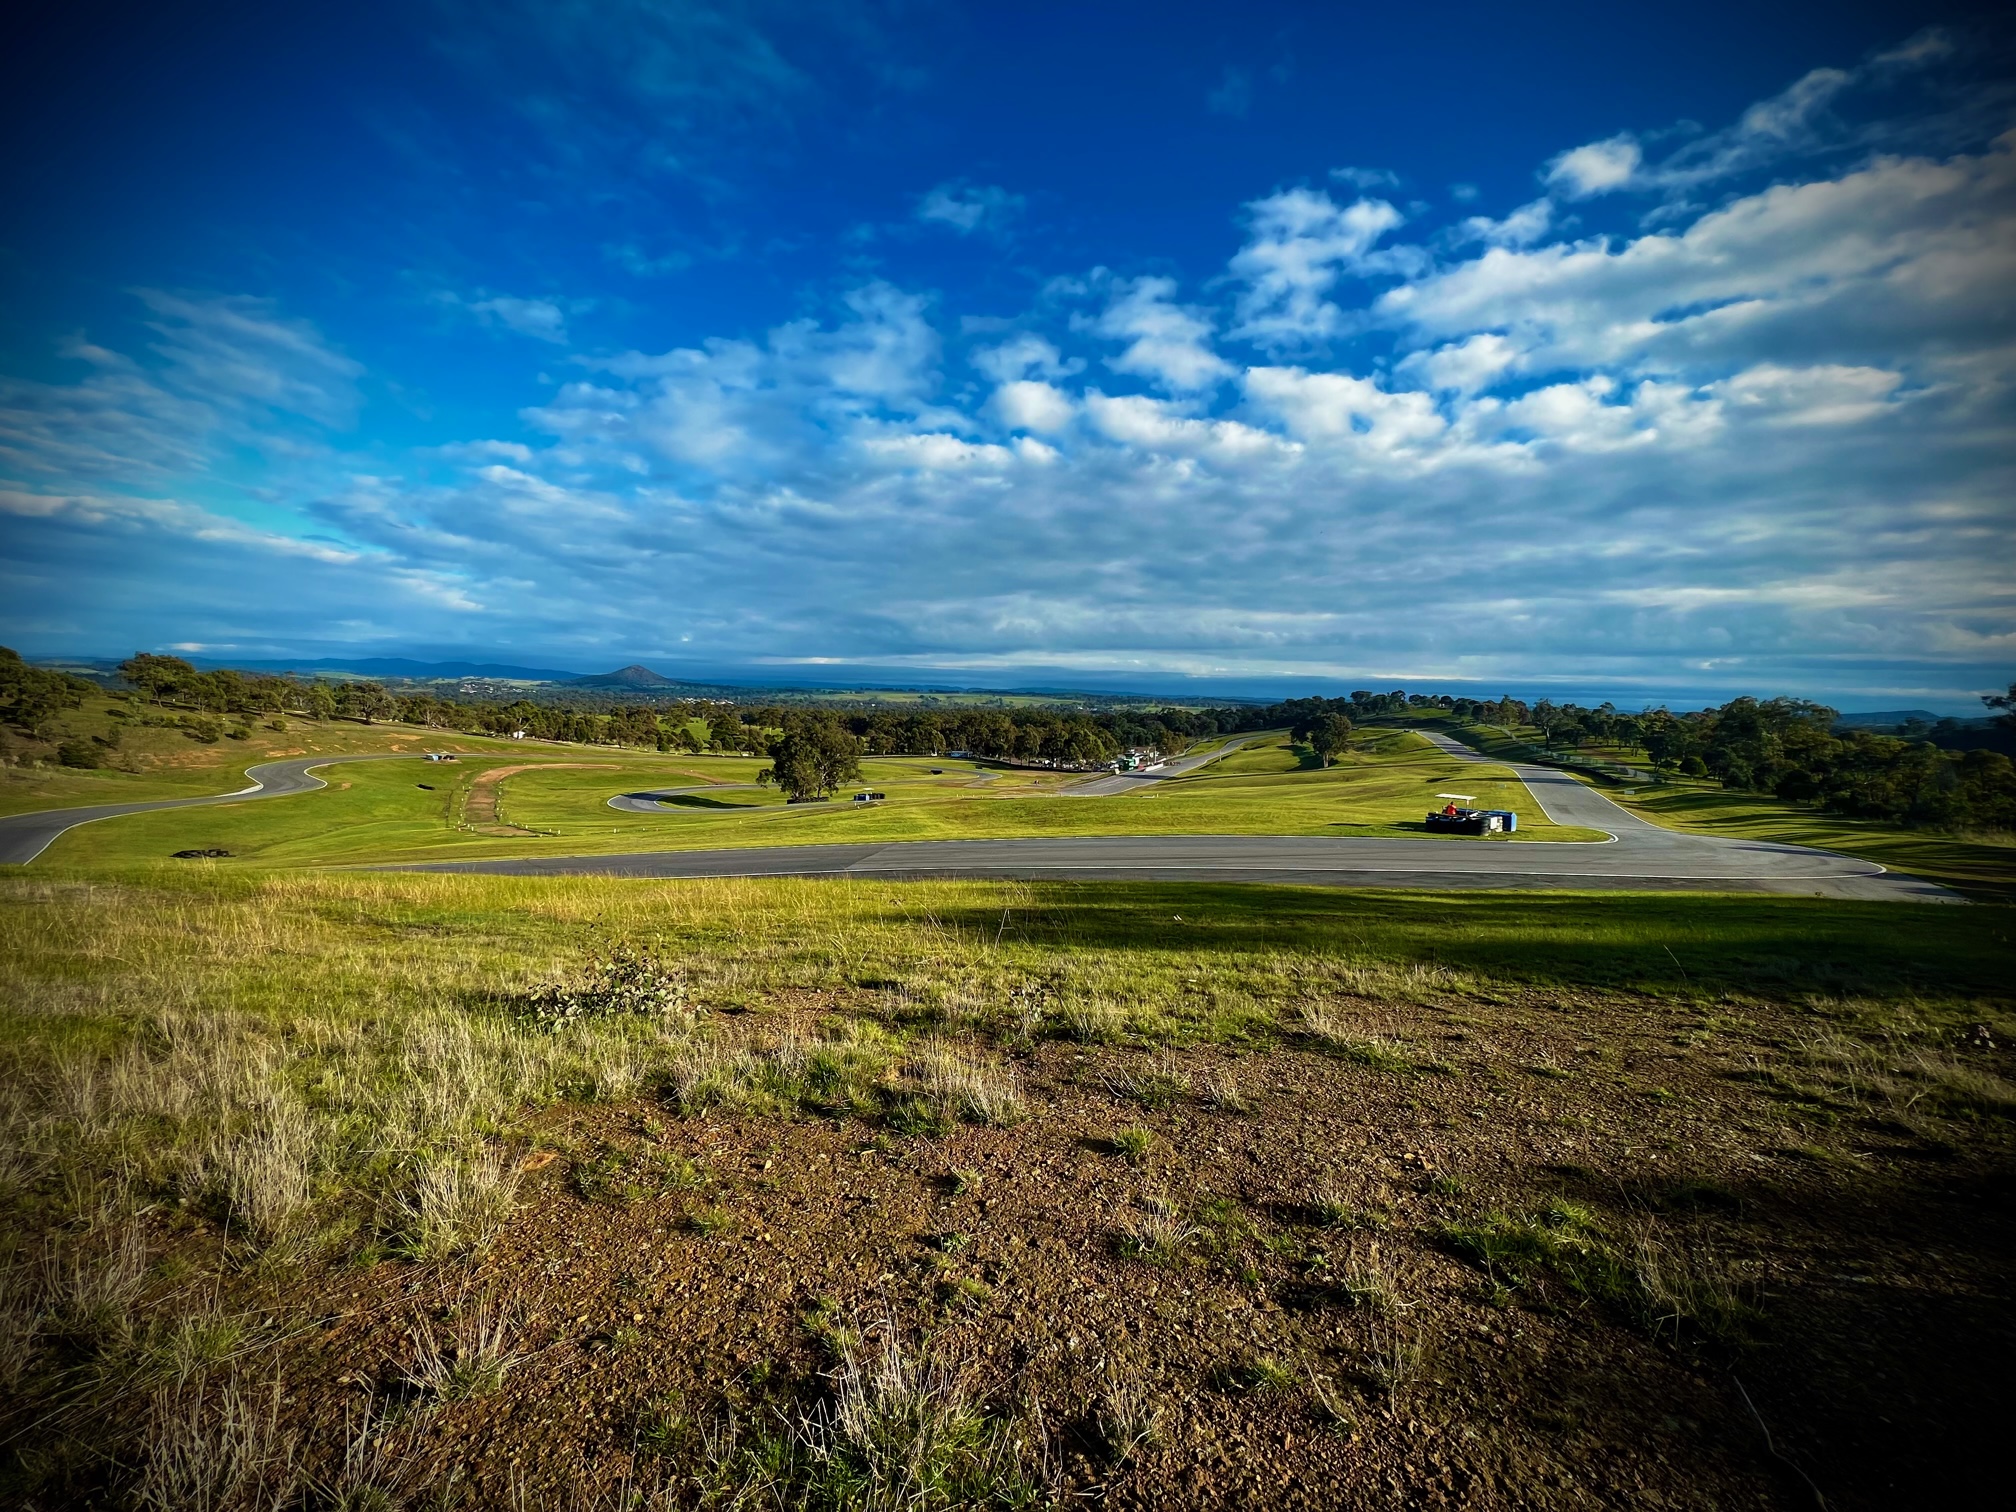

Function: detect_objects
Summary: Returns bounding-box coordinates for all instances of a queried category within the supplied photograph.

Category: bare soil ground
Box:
[69,987,2011,1509]
[463,764,617,836]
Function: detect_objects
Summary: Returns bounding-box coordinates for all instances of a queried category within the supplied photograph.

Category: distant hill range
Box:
[160,655,586,682]
[570,664,681,689]
[1835,709,1994,729]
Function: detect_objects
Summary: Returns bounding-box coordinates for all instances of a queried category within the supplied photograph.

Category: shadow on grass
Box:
[1476,1157,2016,1509]
[926,884,2012,1001]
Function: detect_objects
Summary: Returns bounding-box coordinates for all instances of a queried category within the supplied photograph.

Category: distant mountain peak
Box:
[573,664,677,688]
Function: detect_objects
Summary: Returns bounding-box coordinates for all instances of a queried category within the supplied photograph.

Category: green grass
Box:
[30,729,1603,868]
[2,864,2005,1502]
[1609,781,2016,902]
[0,695,547,818]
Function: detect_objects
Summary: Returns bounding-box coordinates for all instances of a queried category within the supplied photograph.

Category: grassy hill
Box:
[1,865,2009,1505]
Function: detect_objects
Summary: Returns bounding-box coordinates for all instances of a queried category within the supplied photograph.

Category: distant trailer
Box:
[423,753,458,762]
[852,791,888,803]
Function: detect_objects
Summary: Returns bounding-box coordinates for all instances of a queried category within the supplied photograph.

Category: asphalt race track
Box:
[410,732,1951,902]
[0,755,413,865]
[0,739,1956,901]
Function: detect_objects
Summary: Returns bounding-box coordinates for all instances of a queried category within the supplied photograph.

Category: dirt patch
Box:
[109,993,2010,1508]
[462,763,618,835]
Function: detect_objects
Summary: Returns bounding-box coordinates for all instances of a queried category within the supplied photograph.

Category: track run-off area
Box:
[0,735,1953,900]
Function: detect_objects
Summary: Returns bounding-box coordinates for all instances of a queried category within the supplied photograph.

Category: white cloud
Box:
[1380,131,2016,383]
[1083,392,1295,460]
[1331,166,1400,191]
[917,182,1023,235]
[862,432,1015,469]
[0,486,358,563]
[1542,32,1962,201]
[3,50,2009,703]
[1710,363,1903,426]
[1090,276,1233,392]
[971,334,1076,383]
[1545,135,1643,199]
[990,380,1075,434]
[137,291,362,428]
[1229,189,1406,348]
[1395,333,1521,394]
[462,295,573,344]
[1242,367,1447,455]
[1456,198,1553,247]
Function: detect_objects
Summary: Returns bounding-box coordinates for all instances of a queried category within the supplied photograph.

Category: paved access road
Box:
[1059,733,1263,796]
[405,732,1952,902]
[0,754,414,865]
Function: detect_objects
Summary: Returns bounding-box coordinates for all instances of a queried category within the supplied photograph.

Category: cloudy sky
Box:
[1,1,2012,709]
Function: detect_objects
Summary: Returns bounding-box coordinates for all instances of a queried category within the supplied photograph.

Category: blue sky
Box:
[1,1,2012,710]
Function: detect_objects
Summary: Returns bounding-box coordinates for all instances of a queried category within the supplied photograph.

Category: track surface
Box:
[408,733,1952,902]
[1059,734,1261,795]
[0,755,413,865]
[609,784,763,814]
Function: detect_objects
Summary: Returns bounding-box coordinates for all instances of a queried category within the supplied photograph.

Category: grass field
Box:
[31,728,1607,869]
[2,867,2010,1505]
[0,700,536,818]
[6,706,2014,1504]
[1607,781,2016,903]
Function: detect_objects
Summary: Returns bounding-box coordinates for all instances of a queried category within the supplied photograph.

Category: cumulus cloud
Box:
[917,182,1023,234]
[3,47,2010,700]
[1229,188,1407,348]
[989,380,1075,434]
[1395,333,1521,394]
[1381,131,2016,382]
[1090,276,1233,392]
[1456,198,1553,248]
[1544,135,1646,199]
[971,334,1077,383]
[456,294,575,343]
[1332,166,1401,191]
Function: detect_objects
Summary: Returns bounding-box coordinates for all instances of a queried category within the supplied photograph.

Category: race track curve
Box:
[0,755,416,865]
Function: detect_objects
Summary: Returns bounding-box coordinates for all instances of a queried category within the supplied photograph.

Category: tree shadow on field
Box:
[1477,1160,2016,1508]
[923,885,2011,1001]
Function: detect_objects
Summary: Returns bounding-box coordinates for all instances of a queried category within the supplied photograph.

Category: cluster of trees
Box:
[1631,694,2016,829]
[0,648,93,735]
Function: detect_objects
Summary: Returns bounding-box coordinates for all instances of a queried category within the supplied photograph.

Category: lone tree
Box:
[758,720,863,800]
[1291,710,1354,766]
[1307,712,1354,766]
